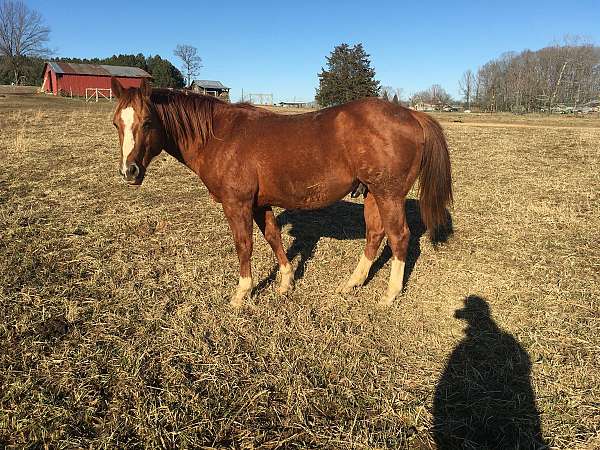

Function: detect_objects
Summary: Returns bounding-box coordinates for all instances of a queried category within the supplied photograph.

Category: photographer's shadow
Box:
[433,296,548,449]
[254,199,450,293]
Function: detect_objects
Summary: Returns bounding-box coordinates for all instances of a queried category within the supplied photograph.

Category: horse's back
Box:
[243,98,424,208]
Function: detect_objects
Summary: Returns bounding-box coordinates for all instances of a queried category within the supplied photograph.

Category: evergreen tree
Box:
[147,55,185,88]
[315,43,380,107]
[392,93,399,104]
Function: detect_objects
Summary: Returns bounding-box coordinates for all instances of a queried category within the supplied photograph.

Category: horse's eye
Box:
[142,120,152,130]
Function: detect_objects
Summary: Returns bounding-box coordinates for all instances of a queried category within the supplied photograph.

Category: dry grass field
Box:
[1,93,599,449]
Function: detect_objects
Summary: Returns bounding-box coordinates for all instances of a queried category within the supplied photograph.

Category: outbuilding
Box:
[41,62,152,97]
[190,80,230,101]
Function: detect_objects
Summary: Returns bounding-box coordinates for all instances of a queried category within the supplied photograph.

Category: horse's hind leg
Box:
[253,206,293,294]
[339,192,385,293]
[375,195,410,306]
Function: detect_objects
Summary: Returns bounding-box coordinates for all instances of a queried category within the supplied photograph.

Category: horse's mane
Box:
[150,89,223,146]
[149,89,272,146]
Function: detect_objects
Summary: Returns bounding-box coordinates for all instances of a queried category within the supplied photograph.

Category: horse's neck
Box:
[161,130,199,169]
[158,99,224,172]
[159,100,260,174]
[161,140,186,165]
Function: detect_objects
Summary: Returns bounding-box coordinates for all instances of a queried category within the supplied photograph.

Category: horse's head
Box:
[111,77,162,185]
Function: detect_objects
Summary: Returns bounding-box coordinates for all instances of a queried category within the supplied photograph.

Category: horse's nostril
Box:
[126,163,140,178]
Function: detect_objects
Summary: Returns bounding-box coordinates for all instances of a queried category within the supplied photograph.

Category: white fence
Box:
[85,88,113,102]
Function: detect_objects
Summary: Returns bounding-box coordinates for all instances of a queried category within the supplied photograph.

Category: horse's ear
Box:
[139,78,151,98]
[111,77,123,99]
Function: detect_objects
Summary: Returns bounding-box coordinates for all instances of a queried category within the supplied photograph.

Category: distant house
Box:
[190,80,230,101]
[411,101,458,112]
[412,102,436,112]
[41,61,151,96]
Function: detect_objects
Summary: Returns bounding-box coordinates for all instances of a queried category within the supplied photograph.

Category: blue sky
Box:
[29,0,600,103]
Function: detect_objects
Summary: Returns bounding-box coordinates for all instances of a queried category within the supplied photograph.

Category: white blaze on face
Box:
[120,106,135,173]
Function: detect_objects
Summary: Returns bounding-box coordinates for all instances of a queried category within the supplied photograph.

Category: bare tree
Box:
[472,37,600,112]
[174,44,202,87]
[472,71,481,109]
[458,69,475,109]
[393,87,404,102]
[380,85,394,100]
[409,85,453,109]
[0,0,50,84]
[381,86,403,103]
[408,91,421,107]
[428,84,452,107]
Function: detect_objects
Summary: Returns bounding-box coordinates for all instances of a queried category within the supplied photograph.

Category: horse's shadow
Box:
[254,198,452,293]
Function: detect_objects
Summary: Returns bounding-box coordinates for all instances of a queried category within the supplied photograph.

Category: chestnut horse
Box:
[110,78,452,307]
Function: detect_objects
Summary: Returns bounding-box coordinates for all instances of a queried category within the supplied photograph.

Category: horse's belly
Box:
[258,174,354,210]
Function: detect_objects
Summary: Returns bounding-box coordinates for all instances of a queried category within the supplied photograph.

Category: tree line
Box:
[461,39,600,112]
[0,53,185,88]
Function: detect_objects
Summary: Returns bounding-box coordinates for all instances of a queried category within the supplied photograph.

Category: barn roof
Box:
[45,62,151,78]
[191,80,230,90]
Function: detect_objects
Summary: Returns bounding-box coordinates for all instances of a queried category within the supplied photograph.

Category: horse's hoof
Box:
[377,296,394,307]
[337,282,357,294]
[229,298,257,310]
[229,297,244,308]
[277,284,293,295]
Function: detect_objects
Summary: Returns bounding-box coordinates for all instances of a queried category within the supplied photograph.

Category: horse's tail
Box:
[411,110,453,237]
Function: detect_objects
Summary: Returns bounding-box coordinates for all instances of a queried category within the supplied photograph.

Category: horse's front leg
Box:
[222,199,254,307]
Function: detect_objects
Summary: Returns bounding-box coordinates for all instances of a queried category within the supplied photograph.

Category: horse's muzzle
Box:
[120,162,143,185]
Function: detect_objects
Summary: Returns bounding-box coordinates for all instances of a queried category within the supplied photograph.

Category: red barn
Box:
[41,62,152,96]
